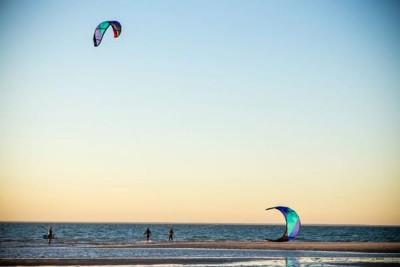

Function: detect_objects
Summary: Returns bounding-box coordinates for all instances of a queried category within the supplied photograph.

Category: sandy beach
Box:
[1,241,400,266]
[93,240,400,253]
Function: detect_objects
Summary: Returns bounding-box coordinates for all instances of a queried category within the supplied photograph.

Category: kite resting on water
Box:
[93,21,121,47]
[266,206,301,242]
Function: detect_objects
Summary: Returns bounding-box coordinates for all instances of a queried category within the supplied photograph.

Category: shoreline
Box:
[2,242,400,266]
[91,241,400,253]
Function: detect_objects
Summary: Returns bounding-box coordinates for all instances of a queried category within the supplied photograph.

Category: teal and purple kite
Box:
[93,21,121,47]
[266,206,301,242]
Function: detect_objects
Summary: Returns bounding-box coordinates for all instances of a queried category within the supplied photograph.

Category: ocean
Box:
[1,222,400,266]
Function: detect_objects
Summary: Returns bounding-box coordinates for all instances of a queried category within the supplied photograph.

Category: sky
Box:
[0,0,399,225]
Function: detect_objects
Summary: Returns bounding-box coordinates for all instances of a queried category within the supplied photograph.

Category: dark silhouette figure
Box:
[47,227,53,244]
[144,227,151,241]
[168,228,174,241]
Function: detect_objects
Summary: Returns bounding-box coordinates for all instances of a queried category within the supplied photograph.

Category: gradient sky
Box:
[0,0,399,225]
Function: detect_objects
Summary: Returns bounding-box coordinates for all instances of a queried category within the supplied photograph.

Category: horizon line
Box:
[1,220,399,227]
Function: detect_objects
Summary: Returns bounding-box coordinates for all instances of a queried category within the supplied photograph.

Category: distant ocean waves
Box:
[1,223,400,245]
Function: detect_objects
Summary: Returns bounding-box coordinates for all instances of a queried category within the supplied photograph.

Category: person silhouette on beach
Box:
[144,227,151,241]
[47,227,53,244]
[168,228,174,241]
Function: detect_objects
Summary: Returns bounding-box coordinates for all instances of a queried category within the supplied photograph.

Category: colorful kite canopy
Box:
[93,21,121,47]
[266,206,301,242]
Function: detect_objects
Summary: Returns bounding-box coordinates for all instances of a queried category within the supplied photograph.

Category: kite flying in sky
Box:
[93,21,121,47]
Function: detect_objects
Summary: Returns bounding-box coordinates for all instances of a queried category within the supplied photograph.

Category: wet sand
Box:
[0,258,249,266]
[93,241,400,253]
[1,241,399,266]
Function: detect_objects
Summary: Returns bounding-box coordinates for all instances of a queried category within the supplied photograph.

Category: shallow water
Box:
[1,246,400,259]
[1,222,400,265]
[119,257,400,267]
[1,222,399,247]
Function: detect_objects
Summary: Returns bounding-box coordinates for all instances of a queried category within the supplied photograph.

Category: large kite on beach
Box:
[266,206,301,242]
[93,21,121,47]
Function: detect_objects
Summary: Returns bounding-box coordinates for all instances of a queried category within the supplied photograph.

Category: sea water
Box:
[1,223,400,265]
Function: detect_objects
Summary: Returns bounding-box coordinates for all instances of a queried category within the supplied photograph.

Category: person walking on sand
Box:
[168,228,174,241]
[144,227,151,242]
[47,227,53,244]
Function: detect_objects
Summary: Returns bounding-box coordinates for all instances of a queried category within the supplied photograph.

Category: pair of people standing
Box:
[143,227,174,242]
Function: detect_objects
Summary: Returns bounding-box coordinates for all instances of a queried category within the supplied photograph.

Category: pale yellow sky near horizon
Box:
[1,0,400,225]
[1,133,399,225]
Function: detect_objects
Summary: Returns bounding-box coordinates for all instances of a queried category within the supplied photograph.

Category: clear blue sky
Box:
[1,0,399,224]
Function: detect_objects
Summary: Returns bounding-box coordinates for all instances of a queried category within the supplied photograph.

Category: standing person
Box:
[144,227,151,242]
[47,227,53,244]
[168,228,174,241]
